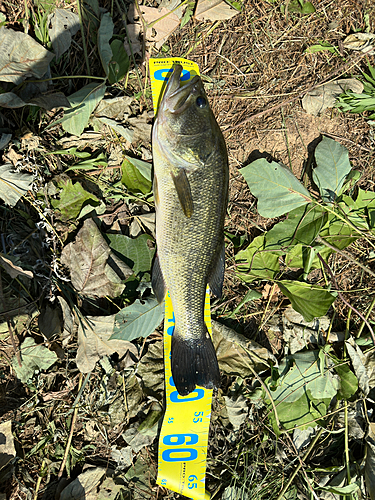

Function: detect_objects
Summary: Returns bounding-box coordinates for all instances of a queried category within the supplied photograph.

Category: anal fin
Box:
[151,254,166,303]
[171,169,194,218]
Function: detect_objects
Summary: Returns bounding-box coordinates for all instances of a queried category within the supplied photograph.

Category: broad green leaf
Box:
[108,39,130,84]
[319,214,358,250]
[333,362,358,399]
[235,235,280,283]
[0,164,35,207]
[265,350,338,431]
[356,188,375,230]
[106,233,155,276]
[265,204,326,252]
[62,83,106,136]
[240,159,311,217]
[338,194,368,230]
[278,280,336,322]
[313,136,352,202]
[98,12,114,78]
[12,337,58,383]
[111,297,164,341]
[50,179,100,220]
[121,156,152,194]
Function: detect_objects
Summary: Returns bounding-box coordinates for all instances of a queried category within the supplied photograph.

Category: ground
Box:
[0,0,375,499]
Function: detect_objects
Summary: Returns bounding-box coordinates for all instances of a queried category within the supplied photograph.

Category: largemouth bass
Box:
[152,65,229,396]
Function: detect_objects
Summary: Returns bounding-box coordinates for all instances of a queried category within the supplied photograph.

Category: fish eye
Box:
[196,96,207,108]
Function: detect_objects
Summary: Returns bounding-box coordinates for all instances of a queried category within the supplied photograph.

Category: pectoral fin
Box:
[208,241,225,298]
[171,169,194,218]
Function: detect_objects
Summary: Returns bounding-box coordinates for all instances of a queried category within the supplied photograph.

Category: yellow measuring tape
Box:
[149,57,213,500]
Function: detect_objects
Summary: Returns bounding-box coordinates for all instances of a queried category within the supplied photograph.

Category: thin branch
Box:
[317,253,375,344]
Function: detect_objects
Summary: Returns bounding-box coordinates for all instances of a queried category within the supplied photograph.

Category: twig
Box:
[224,52,368,132]
[316,236,375,279]
[316,252,375,344]
[57,373,84,480]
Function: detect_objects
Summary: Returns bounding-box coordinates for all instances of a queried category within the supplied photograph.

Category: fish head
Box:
[156,65,216,139]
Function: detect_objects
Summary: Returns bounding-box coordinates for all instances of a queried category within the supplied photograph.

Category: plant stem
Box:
[316,236,375,279]
[276,426,325,500]
[77,0,91,77]
[57,373,83,480]
[357,296,375,338]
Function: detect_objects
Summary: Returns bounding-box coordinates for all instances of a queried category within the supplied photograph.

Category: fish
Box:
[152,64,229,396]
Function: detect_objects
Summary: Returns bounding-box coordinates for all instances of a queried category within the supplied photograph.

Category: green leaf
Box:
[62,83,106,136]
[318,483,359,494]
[305,42,337,54]
[106,233,155,276]
[180,1,195,28]
[333,362,358,399]
[240,159,311,218]
[51,179,100,221]
[98,12,114,78]
[108,39,130,84]
[302,1,315,14]
[111,297,164,341]
[265,351,338,431]
[121,156,152,194]
[278,280,336,322]
[235,235,280,283]
[0,164,36,207]
[265,204,326,251]
[313,136,352,202]
[13,337,58,383]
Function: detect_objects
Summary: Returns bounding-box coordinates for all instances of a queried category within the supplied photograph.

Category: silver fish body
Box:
[152,65,229,396]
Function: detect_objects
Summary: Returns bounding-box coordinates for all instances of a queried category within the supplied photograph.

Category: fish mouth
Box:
[162,65,201,114]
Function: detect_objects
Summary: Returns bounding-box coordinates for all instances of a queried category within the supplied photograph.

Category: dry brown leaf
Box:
[212,320,276,377]
[343,32,375,55]
[61,218,131,298]
[302,78,364,116]
[124,22,142,57]
[76,315,137,373]
[0,420,16,469]
[195,0,239,21]
[0,27,55,84]
[0,253,33,279]
[140,5,179,49]
[4,147,22,166]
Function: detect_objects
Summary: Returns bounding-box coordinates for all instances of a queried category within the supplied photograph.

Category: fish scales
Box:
[152,65,228,396]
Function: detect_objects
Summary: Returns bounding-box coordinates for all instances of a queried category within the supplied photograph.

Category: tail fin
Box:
[171,327,220,396]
